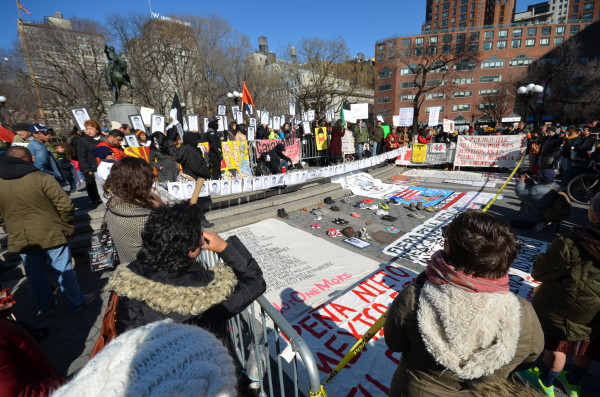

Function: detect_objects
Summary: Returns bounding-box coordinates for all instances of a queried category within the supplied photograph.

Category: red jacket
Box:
[417,134,431,144]
[0,319,64,396]
[94,141,125,164]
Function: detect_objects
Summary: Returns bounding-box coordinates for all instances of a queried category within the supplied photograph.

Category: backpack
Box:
[542,187,572,223]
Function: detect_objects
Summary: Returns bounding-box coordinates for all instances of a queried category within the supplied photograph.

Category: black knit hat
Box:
[14,122,30,132]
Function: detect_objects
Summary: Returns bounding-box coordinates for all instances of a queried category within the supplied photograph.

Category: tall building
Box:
[375,2,600,126]
[423,0,517,31]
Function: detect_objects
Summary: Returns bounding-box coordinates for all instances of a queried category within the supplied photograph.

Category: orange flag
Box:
[241,81,255,114]
[124,146,150,162]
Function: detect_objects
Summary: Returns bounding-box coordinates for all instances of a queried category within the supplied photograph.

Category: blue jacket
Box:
[27,139,66,184]
[515,180,556,223]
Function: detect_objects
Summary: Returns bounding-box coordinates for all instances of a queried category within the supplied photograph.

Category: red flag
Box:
[124,146,150,162]
[242,81,254,114]
[17,1,31,15]
[0,126,15,142]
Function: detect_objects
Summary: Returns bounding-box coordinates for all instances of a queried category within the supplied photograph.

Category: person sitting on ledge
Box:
[511,169,558,231]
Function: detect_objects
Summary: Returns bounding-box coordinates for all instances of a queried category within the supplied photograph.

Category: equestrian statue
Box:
[104,45,133,103]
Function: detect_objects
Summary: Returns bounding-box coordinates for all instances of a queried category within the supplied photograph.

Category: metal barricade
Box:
[403,142,456,166]
[200,250,321,397]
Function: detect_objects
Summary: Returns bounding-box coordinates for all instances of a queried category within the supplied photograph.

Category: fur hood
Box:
[106,263,238,316]
[417,281,521,380]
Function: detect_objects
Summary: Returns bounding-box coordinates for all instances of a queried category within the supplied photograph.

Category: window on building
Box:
[478,103,496,110]
[401,82,416,88]
[426,92,445,99]
[574,5,579,12]
[431,61,449,73]
[480,75,502,82]
[387,41,395,49]
[443,2,449,9]
[442,44,451,53]
[453,77,475,84]
[556,26,565,35]
[378,67,393,78]
[460,5,467,13]
[459,14,467,21]
[378,97,391,103]
[509,54,532,66]
[469,43,478,52]
[402,38,411,47]
[443,34,452,43]
[429,36,438,44]
[484,31,494,40]
[526,38,536,47]
[481,57,504,68]
[513,28,522,38]
[401,67,414,75]
[453,91,473,97]
[455,44,465,53]
[442,11,449,17]
[452,104,470,112]
[427,79,447,87]
[479,89,499,96]
[483,41,493,50]
[570,25,580,34]
[512,39,521,48]
[541,26,551,36]
[497,40,507,49]
[378,84,392,91]
[415,37,424,45]
[442,19,449,26]
[456,33,466,42]
[376,54,384,62]
[400,94,415,101]
[584,2,594,11]
[540,38,550,46]
[470,32,479,41]
[527,27,537,37]
[583,12,593,19]
[415,47,424,56]
[498,29,508,38]
[455,60,477,70]
[555,36,564,45]
[377,44,385,51]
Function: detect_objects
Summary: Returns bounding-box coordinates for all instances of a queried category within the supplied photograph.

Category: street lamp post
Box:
[226,91,241,106]
[516,83,544,127]
[0,96,6,128]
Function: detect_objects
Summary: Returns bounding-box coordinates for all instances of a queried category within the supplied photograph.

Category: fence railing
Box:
[200,250,321,397]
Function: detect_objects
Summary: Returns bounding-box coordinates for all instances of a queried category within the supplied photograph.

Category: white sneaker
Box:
[376,209,389,215]
[368,204,379,210]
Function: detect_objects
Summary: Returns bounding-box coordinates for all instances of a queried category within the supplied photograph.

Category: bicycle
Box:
[566,159,600,204]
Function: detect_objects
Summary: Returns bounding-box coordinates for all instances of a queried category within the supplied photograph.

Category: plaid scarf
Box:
[425,250,509,293]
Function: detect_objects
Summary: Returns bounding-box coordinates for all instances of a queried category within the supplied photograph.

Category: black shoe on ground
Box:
[324,197,335,205]
[202,218,215,228]
[278,208,289,219]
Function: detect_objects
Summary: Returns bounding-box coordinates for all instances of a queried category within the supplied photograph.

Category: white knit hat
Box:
[52,320,236,397]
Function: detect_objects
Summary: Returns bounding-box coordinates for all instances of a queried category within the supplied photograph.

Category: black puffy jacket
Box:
[107,236,266,340]
[173,145,210,179]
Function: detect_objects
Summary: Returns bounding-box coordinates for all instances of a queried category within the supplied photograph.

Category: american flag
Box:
[17,1,31,15]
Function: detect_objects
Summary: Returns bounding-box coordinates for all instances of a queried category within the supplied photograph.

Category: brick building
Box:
[375,0,600,125]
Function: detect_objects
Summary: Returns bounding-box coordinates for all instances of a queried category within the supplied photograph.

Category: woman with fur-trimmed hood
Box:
[106,202,266,341]
[384,211,544,396]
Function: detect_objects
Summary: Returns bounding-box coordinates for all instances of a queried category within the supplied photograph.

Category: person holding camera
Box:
[511,169,558,231]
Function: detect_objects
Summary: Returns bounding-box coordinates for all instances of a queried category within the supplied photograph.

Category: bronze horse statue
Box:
[104,45,133,103]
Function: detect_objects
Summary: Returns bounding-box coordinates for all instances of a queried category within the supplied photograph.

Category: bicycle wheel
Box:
[567,173,600,204]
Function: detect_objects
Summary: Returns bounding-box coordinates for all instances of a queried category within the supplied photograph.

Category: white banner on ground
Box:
[428,107,440,127]
[398,108,414,126]
[221,219,383,321]
[454,135,525,168]
[351,103,369,119]
[331,172,405,199]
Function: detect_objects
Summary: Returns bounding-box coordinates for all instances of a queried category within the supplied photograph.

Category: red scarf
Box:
[425,250,509,293]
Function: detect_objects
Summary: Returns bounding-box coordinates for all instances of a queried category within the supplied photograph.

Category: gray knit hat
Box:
[591,192,600,220]
[52,320,236,397]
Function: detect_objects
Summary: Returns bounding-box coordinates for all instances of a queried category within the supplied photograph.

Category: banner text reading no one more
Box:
[454,135,526,168]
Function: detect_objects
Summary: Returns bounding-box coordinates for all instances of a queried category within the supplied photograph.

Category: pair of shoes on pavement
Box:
[367,204,379,211]
[408,202,424,211]
[333,218,349,225]
[519,367,581,397]
[408,212,425,219]
[376,209,389,216]
[357,228,371,240]
[68,293,97,313]
[327,228,343,237]
[355,202,367,209]
[330,205,341,212]
[310,223,321,229]
[351,212,361,218]
[324,197,335,205]
[277,208,289,219]
[381,215,398,222]
[379,202,390,210]
[310,208,323,216]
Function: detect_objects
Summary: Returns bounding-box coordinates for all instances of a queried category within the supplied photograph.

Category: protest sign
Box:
[253,138,301,164]
[351,103,369,119]
[411,144,427,163]
[341,132,355,155]
[140,106,154,126]
[308,110,316,121]
[289,103,296,116]
[315,127,329,150]
[430,143,447,153]
[381,125,390,139]
[454,135,525,168]
[392,115,400,126]
[428,106,440,127]
[398,108,414,126]
[260,110,270,125]
[443,119,455,132]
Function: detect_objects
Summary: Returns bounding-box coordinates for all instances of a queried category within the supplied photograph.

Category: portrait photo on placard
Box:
[217,104,226,116]
[221,180,231,195]
[187,115,199,132]
[183,182,195,199]
[231,105,239,115]
[124,134,140,148]
[151,114,165,134]
[266,175,276,189]
[247,126,256,141]
[252,176,262,191]
[260,111,270,125]
[231,179,243,194]
[302,121,311,135]
[217,116,226,132]
[242,178,253,192]
[209,180,221,195]
[249,118,256,127]
[168,182,183,200]
[70,107,91,131]
[129,114,146,133]
[200,181,209,197]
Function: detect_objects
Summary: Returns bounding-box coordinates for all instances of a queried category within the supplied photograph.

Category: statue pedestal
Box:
[107,103,139,126]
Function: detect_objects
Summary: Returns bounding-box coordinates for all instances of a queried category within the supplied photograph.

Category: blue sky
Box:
[2,0,540,58]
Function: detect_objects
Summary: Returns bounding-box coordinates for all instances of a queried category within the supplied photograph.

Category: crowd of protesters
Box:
[0,113,599,397]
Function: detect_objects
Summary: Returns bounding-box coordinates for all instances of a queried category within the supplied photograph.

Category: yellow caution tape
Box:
[481,154,525,213]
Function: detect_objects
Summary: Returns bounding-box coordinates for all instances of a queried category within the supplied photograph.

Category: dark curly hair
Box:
[444,210,519,279]
[103,157,155,209]
[137,203,204,272]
